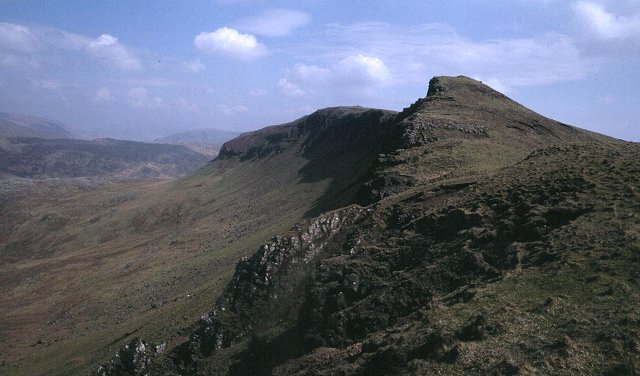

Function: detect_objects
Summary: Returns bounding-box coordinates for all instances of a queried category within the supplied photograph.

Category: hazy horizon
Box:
[1,0,639,141]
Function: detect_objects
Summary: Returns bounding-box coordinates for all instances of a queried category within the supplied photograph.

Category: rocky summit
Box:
[91,76,639,375]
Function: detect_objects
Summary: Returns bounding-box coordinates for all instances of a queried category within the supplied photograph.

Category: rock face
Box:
[217,106,398,161]
[173,206,369,374]
[97,77,639,375]
[96,338,165,376]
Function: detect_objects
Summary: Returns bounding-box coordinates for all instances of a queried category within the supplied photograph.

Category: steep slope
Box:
[94,77,637,376]
[0,113,73,139]
[0,137,210,178]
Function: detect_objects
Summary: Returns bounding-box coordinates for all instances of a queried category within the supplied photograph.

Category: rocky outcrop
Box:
[96,338,166,376]
[170,206,369,373]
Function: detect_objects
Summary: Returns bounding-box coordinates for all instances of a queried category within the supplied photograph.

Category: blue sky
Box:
[0,0,638,141]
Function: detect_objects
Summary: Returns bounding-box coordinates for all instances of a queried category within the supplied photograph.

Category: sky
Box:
[0,0,638,141]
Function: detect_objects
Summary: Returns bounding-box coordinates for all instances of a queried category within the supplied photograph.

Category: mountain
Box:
[1,76,637,375]
[154,128,242,157]
[91,76,638,375]
[0,137,210,179]
[0,113,73,139]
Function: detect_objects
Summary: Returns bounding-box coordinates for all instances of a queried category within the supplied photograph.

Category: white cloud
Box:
[236,9,310,37]
[86,34,141,71]
[93,87,113,103]
[127,86,164,109]
[183,58,205,73]
[315,23,594,91]
[281,54,391,98]
[194,27,266,60]
[0,22,38,52]
[573,1,640,41]
[277,78,306,97]
[0,23,142,71]
[335,54,391,85]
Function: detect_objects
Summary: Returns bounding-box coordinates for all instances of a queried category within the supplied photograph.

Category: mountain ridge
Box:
[93,77,638,375]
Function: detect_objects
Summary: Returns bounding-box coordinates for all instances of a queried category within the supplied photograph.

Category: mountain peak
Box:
[426,75,508,101]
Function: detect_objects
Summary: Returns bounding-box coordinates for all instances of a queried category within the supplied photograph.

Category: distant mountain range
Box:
[154,128,242,157]
[0,137,210,179]
[0,112,73,139]
[0,113,215,179]
[154,128,242,145]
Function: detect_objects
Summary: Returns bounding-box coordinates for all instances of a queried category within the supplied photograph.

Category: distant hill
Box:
[154,128,242,157]
[0,137,210,179]
[0,113,73,139]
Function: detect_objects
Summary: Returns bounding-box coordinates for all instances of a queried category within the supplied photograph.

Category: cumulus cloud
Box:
[127,87,164,109]
[335,54,391,85]
[93,87,113,103]
[280,54,392,98]
[236,9,311,37]
[86,34,142,71]
[195,27,266,60]
[573,1,640,41]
